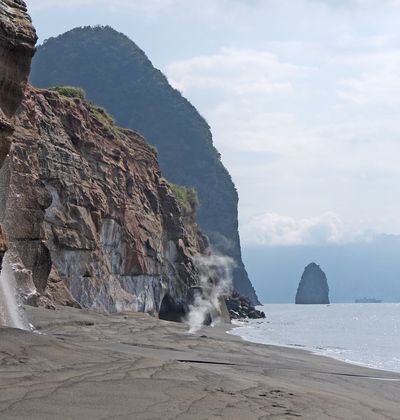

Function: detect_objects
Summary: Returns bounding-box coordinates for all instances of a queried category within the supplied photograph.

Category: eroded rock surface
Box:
[30,26,260,305]
[1,86,208,314]
[0,0,36,278]
[0,0,36,165]
[295,262,330,304]
[226,291,265,319]
[0,225,6,269]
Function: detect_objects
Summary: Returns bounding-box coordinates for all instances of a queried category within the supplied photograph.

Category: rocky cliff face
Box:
[0,0,36,165]
[0,225,6,269]
[0,85,209,316]
[0,0,36,271]
[295,262,330,304]
[30,26,260,305]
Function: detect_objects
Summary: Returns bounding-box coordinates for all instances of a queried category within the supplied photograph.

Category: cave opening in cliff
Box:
[158,294,187,322]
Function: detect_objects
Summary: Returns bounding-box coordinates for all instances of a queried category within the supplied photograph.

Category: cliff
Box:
[0,0,36,269]
[0,85,211,317]
[295,262,330,305]
[30,26,260,305]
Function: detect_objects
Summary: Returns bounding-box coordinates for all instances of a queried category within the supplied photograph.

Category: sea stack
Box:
[295,262,330,304]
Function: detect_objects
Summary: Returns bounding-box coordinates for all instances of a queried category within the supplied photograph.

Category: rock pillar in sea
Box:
[295,262,330,304]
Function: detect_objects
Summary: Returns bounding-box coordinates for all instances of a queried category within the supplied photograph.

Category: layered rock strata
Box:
[295,262,330,304]
[0,0,37,165]
[30,26,260,305]
[0,0,36,277]
[1,86,210,315]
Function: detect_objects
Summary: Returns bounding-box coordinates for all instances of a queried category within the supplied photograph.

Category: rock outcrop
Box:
[0,0,36,165]
[0,0,36,276]
[0,225,6,269]
[1,85,210,316]
[30,26,260,305]
[226,291,265,320]
[295,263,330,304]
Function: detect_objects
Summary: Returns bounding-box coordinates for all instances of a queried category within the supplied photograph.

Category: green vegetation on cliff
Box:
[30,26,259,303]
[48,86,86,100]
[169,183,198,213]
[49,85,125,137]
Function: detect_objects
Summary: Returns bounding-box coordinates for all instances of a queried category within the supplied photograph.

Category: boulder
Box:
[226,292,266,319]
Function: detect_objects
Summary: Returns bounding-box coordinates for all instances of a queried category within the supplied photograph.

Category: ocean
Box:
[230,303,400,373]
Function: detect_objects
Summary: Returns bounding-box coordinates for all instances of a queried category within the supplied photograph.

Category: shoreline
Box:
[0,305,399,419]
[229,303,400,376]
[228,321,400,378]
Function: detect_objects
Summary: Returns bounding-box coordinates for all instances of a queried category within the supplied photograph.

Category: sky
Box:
[26,0,400,248]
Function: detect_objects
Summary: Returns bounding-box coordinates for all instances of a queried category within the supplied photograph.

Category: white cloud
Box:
[165,39,400,238]
[166,48,317,97]
[28,0,180,12]
[338,72,400,105]
[308,0,400,9]
[336,51,400,105]
[241,212,346,246]
[329,35,400,105]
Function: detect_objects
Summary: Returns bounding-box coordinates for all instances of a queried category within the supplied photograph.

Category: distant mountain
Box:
[30,26,259,303]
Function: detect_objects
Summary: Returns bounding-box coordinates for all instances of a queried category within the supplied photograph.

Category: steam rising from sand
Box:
[187,254,235,333]
[0,254,29,330]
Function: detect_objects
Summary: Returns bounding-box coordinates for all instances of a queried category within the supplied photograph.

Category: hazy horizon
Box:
[244,234,400,303]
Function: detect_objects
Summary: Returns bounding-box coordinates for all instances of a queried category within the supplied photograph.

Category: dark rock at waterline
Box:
[295,262,330,304]
[226,292,266,320]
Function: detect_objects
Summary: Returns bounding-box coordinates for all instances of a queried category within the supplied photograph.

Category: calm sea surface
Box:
[230,303,400,373]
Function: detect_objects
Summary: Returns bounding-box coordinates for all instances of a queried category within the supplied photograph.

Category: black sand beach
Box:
[0,306,399,419]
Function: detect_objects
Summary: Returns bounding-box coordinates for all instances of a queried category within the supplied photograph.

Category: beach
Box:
[0,306,399,420]
[230,303,400,373]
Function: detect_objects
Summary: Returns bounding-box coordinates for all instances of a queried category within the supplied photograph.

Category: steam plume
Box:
[187,253,235,333]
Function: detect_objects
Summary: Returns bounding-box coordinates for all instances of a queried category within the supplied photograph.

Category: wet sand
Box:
[0,305,399,419]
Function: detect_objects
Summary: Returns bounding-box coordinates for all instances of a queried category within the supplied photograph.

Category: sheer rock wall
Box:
[1,86,209,313]
[0,0,36,269]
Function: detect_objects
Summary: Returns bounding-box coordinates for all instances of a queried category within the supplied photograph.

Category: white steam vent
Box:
[0,253,30,330]
[187,254,234,333]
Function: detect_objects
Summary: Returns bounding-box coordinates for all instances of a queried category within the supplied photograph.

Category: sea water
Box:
[230,303,400,373]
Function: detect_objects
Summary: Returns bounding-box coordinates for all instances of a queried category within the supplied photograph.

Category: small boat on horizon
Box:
[355,298,382,303]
